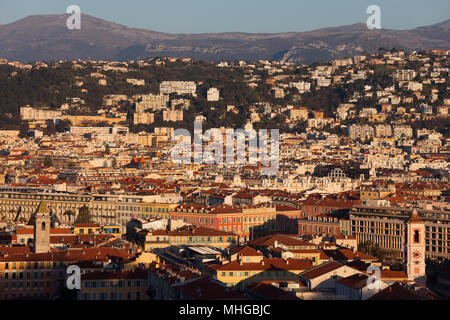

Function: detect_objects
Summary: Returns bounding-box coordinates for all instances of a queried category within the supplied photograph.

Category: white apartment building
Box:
[103,95,128,107]
[375,125,392,137]
[127,78,146,86]
[349,125,375,140]
[163,110,184,122]
[135,94,169,112]
[69,126,129,136]
[359,108,378,118]
[207,87,220,101]
[133,112,155,125]
[332,58,353,67]
[405,81,423,91]
[20,106,62,121]
[315,77,332,87]
[393,125,413,140]
[160,81,197,96]
[393,69,417,81]
[154,127,175,137]
[290,81,311,93]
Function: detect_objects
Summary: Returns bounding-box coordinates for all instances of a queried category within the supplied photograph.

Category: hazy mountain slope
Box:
[0,14,448,63]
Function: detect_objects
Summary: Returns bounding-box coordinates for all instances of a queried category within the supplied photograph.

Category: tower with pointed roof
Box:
[33,201,51,253]
[404,208,426,284]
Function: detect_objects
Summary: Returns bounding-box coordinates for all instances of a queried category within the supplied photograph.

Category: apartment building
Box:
[0,246,133,300]
[393,69,417,81]
[393,125,413,140]
[0,187,183,232]
[20,106,62,121]
[133,112,154,125]
[375,125,393,138]
[288,107,309,122]
[160,81,196,96]
[350,205,450,261]
[207,87,220,101]
[78,270,149,300]
[349,125,374,140]
[168,205,301,242]
[207,255,313,288]
[289,81,311,93]
[163,109,183,122]
[144,226,239,250]
[135,94,169,112]
[102,95,128,107]
[298,215,350,237]
[126,79,145,86]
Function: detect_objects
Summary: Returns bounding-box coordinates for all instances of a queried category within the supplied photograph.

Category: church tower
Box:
[33,201,51,254]
[405,208,426,284]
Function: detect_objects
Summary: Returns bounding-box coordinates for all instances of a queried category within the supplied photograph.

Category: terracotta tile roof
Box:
[74,223,100,228]
[174,276,247,300]
[336,273,369,289]
[246,281,301,300]
[214,258,313,272]
[345,260,370,271]
[379,269,408,279]
[0,246,133,262]
[15,228,71,235]
[249,234,315,248]
[369,282,441,300]
[81,270,148,280]
[299,261,344,279]
[168,226,235,237]
[231,245,262,257]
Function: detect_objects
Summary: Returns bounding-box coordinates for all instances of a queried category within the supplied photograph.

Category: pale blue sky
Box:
[0,0,448,33]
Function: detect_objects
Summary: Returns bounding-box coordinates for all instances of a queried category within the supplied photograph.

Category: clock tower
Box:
[404,209,426,284]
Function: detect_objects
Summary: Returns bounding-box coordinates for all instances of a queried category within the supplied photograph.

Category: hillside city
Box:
[0,48,449,301]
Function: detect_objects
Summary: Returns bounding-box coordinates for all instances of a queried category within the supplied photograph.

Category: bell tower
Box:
[405,208,426,284]
[33,201,51,253]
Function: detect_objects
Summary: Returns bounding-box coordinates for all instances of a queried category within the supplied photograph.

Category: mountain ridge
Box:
[0,14,449,64]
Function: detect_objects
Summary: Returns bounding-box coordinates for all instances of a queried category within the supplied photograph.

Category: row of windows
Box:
[426,246,450,253]
[426,226,450,233]
[4,293,47,300]
[117,206,139,212]
[353,220,403,229]
[2,261,66,270]
[3,280,52,288]
[425,233,450,240]
[143,207,169,213]
[173,216,282,225]
[0,194,86,201]
[219,226,240,232]
[81,291,141,300]
[84,279,142,288]
[300,225,337,234]
[355,227,402,236]
[425,240,450,247]
[4,271,64,279]
[172,236,231,243]
[219,271,288,277]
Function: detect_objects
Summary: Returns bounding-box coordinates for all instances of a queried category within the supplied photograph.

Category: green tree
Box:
[74,205,92,224]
